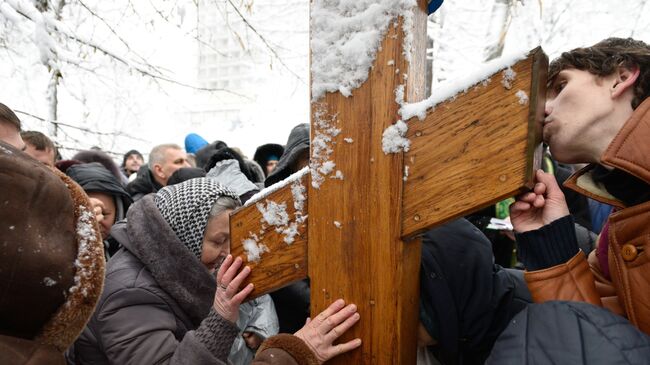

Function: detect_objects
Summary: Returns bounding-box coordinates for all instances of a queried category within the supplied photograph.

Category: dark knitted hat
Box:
[122,149,143,167]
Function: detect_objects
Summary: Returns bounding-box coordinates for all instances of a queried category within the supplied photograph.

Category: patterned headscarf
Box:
[154,178,239,258]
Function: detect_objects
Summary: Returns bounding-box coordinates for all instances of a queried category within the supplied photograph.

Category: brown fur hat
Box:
[0,141,105,352]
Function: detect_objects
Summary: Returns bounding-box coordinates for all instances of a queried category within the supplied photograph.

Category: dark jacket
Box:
[254,143,285,178]
[126,164,162,202]
[0,335,65,365]
[265,124,309,187]
[487,301,650,364]
[195,141,228,170]
[419,218,531,365]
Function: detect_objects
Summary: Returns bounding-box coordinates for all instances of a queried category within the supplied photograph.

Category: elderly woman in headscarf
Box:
[69,178,362,365]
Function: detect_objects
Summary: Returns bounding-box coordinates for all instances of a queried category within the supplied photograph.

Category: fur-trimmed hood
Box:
[0,141,105,355]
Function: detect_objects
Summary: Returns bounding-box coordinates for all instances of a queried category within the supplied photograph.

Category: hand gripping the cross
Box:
[509,169,570,232]
[294,299,362,364]
[213,255,254,323]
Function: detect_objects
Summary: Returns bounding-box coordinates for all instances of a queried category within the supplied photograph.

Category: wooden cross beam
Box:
[230,1,546,363]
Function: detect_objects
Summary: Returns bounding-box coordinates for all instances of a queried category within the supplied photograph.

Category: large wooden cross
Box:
[230,1,547,363]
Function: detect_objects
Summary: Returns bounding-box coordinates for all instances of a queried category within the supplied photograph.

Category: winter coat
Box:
[70,195,304,365]
[126,164,162,202]
[0,335,66,365]
[230,295,279,364]
[522,98,650,335]
[0,142,105,365]
[195,140,228,170]
[419,218,531,365]
[486,301,650,364]
[246,159,266,185]
[70,195,239,364]
[206,159,259,199]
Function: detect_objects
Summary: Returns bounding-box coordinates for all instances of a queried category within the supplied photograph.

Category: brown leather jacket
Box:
[524,98,650,335]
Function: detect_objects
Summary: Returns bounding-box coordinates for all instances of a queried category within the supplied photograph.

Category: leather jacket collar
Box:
[564,98,650,209]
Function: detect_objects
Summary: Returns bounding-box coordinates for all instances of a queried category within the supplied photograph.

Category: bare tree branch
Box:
[222,0,306,84]
[14,109,150,143]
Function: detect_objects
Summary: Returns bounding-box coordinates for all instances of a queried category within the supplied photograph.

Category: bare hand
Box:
[510,170,570,232]
[294,299,362,364]
[89,197,105,223]
[243,331,263,350]
[214,255,254,323]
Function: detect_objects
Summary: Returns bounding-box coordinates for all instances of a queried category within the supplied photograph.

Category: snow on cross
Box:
[229,1,545,363]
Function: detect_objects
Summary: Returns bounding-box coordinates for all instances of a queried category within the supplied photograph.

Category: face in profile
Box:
[200,210,232,274]
[544,68,627,163]
[157,148,191,184]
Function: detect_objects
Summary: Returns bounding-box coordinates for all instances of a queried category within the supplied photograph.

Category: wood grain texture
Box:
[401,48,547,238]
[308,2,427,364]
[229,173,309,300]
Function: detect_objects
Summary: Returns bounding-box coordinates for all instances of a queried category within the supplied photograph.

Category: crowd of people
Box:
[2,36,650,364]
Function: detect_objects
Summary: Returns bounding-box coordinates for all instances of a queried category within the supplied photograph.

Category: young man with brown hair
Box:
[479,37,650,364]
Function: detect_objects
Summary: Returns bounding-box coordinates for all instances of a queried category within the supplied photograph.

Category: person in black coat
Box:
[66,162,133,258]
[419,218,531,365]
[486,301,650,364]
[253,143,284,178]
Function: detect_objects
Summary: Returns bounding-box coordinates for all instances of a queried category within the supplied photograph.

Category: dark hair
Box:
[21,131,56,152]
[167,167,206,186]
[548,37,650,109]
[72,150,125,185]
[204,147,255,183]
[0,103,21,131]
[121,149,143,168]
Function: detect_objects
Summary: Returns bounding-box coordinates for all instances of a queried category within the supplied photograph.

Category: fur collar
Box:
[117,195,215,326]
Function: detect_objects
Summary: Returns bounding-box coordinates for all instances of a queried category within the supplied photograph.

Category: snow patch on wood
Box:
[244,167,309,207]
[310,0,418,101]
[399,49,529,121]
[330,170,344,180]
[515,90,529,105]
[333,221,342,229]
[311,105,341,189]
[382,120,410,154]
[344,137,354,144]
[243,234,270,263]
[501,67,517,89]
[257,200,290,227]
